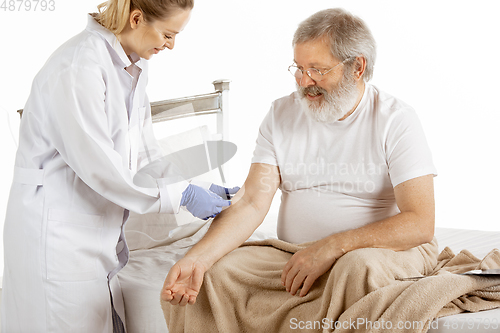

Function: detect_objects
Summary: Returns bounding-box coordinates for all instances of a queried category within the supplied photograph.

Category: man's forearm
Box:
[328,210,434,255]
[184,195,267,268]
[182,163,280,268]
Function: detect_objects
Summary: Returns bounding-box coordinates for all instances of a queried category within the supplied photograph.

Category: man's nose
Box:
[297,71,316,87]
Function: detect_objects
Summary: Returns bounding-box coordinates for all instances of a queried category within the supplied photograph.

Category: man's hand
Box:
[281,239,344,297]
[161,256,207,306]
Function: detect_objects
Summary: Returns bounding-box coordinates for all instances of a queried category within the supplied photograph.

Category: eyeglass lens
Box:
[290,67,324,82]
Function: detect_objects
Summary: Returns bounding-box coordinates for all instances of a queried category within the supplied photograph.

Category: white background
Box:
[1,0,499,275]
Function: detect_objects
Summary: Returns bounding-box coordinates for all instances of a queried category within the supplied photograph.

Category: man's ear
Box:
[353,56,367,81]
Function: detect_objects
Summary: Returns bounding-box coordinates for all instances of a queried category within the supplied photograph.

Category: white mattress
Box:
[118,220,500,333]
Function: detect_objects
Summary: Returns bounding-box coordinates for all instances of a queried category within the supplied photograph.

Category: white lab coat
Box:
[1,15,187,332]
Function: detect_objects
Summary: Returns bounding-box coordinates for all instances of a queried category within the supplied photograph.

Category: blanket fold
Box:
[161,238,500,333]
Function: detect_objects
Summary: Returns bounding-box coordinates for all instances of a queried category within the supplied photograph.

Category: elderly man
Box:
[161,8,437,331]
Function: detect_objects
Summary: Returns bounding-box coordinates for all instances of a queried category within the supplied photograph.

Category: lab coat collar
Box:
[86,14,142,69]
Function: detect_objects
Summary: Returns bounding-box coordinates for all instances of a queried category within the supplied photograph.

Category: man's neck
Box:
[339,80,366,121]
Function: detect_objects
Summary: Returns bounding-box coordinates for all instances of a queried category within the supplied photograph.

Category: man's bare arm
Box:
[161,163,280,305]
[282,174,435,297]
[333,173,435,252]
[187,163,280,265]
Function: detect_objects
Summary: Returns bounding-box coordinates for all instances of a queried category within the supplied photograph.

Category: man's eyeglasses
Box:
[288,57,353,82]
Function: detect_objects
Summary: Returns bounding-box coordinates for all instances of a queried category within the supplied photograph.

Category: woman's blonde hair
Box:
[95,0,194,34]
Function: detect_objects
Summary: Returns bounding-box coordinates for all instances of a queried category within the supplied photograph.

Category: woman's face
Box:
[120,8,192,60]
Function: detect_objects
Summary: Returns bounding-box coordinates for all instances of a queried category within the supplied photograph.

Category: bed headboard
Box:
[150,79,230,141]
[150,79,231,183]
[18,79,230,140]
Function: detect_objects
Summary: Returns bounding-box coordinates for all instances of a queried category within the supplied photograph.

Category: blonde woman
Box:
[1,0,235,332]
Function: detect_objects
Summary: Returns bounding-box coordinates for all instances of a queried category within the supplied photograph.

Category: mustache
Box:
[297,85,328,98]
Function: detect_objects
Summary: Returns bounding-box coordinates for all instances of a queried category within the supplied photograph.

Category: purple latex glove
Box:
[181,184,231,220]
[209,184,240,200]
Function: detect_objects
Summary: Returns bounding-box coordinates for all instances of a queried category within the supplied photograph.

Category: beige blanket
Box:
[161,239,500,333]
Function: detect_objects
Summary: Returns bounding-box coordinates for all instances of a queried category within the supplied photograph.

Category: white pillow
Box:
[125,125,223,251]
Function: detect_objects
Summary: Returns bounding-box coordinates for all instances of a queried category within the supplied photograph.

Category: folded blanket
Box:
[161,238,500,333]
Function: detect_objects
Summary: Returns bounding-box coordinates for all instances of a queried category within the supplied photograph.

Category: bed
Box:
[11,80,496,332]
[116,80,500,333]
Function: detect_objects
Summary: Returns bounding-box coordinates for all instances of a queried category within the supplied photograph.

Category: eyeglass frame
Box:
[288,57,355,82]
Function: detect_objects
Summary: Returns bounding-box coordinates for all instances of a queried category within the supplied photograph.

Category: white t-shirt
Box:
[251,84,437,244]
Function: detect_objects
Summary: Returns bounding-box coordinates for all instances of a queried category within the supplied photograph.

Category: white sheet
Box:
[430,228,500,333]
[118,221,500,333]
[119,220,211,333]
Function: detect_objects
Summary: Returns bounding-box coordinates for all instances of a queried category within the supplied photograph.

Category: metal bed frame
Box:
[18,79,230,141]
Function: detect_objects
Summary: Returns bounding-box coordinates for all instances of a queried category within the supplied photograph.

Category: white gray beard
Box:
[298,75,359,123]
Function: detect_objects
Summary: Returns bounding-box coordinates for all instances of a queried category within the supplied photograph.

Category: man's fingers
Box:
[163,265,181,290]
[284,266,300,293]
[169,291,183,306]
[161,266,181,302]
[188,295,197,305]
[178,294,189,307]
[289,271,307,296]
[281,260,293,286]
[161,289,173,302]
[299,275,316,297]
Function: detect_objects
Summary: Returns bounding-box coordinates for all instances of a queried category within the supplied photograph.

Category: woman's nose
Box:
[164,36,176,50]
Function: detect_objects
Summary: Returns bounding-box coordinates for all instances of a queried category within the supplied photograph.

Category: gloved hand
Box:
[181,184,231,220]
[208,184,240,200]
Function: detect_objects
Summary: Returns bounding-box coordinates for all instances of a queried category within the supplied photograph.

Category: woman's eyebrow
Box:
[163,28,180,35]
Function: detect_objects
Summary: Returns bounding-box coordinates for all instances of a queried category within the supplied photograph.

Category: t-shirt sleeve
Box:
[385,108,437,187]
[251,104,279,166]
